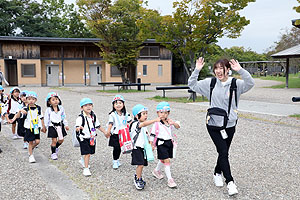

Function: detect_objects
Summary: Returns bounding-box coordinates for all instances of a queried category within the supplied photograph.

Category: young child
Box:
[130,104,160,190]
[107,95,132,169]
[75,98,107,176]
[44,92,69,160]
[0,85,8,131]
[6,87,22,139]
[12,90,29,149]
[15,91,46,163]
[150,102,180,188]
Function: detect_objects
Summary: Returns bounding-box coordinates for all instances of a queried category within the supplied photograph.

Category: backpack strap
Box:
[228,78,237,116]
[209,77,217,106]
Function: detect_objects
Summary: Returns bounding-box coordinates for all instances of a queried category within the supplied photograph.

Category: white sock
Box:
[164,163,172,180]
[155,160,164,172]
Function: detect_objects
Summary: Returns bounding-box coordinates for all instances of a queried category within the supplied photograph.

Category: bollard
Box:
[137,78,141,91]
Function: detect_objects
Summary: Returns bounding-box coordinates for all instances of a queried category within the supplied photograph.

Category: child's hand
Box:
[41,127,46,133]
[76,126,83,132]
[168,118,175,125]
[8,119,13,124]
[65,126,70,131]
[155,117,161,122]
[21,109,27,115]
[105,132,111,138]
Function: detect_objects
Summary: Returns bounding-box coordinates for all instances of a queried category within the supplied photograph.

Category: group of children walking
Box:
[0,89,180,190]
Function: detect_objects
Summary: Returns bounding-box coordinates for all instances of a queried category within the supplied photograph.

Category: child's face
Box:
[157,111,169,120]
[49,96,60,106]
[27,97,37,105]
[113,100,124,111]
[138,111,148,122]
[12,90,20,98]
[21,96,27,103]
[82,103,93,113]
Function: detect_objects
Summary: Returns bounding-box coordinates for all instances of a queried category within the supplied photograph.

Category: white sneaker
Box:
[23,142,28,149]
[16,134,23,139]
[51,153,58,160]
[213,173,224,187]
[12,134,18,140]
[83,168,91,176]
[29,155,36,163]
[79,157,90,169]
[227,181,238,196]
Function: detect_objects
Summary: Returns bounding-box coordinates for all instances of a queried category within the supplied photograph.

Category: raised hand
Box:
[229,59,242,71]
[195,57,205,71]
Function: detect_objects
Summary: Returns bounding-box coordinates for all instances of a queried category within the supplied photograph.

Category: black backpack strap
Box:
[228,78,237,116]
[209,77,217,105]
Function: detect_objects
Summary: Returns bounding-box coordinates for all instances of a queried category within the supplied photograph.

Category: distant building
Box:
[0,36,172,86]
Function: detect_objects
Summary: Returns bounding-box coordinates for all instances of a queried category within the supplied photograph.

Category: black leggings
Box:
[207,125,236,184]
[113,146,121,160]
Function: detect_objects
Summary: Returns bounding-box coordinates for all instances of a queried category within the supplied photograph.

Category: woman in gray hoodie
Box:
[188,58,254,196]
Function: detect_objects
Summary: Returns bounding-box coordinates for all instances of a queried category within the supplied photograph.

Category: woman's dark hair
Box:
[109,100,126,115]
[213,59,230,75]
[46,96,62,107]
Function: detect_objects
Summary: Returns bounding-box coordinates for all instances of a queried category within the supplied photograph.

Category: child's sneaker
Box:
[227,181,238,196]
[12,134,18,140]
[152,169,164,179]
[167,178,177,188]
[83,168,91,176]
[23,142,28,149]
[134,177,144,190]
[113,160,119,169]
[51,153,58,160]
[55,148,59,155]
[117,160,121,167]
[16,134,23,139]
[29,155,36,163]
[213,173,224,187]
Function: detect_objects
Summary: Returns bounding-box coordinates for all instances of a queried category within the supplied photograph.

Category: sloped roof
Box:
[271,44,300,58]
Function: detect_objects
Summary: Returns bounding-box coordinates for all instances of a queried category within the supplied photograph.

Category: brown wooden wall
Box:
[1,42,40,59]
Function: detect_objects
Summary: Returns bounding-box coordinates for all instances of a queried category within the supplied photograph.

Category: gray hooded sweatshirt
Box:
[188,68,255,128]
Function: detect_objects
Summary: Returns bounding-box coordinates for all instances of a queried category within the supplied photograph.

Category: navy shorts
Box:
[79,138,96,155]
[156,139,173,160]
[131,147,148,166]
[24,128,40,142]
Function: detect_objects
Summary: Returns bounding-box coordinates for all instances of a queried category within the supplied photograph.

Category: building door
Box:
[5,59,18,86]
[46,65,59,86]
[89,64,101,86]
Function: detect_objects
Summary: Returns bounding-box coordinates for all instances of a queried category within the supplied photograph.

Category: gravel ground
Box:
[0,78,299,199]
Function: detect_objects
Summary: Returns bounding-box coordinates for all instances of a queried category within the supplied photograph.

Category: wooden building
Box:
[0,36,172,86]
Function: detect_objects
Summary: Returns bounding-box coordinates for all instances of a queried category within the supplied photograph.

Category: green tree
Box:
[0,0,22,36]
[141,0,256,78]
[77,0,147,84]
[294,0,300,27]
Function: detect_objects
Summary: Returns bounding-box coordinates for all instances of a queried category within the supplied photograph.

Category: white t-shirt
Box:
[75,112,100,139]
[44,105,68,128]
[23,105,44,129]
[150,122,175,142]
[108,111,132,135]
[130,121,149,149]
[7,97,22,114]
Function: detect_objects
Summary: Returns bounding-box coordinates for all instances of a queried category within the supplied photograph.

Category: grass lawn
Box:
[289,114,300,119]
[259,73,300,88]
[96,89,151,93]
[148,95,208,103]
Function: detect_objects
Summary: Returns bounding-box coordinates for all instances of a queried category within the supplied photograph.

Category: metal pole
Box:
[286,58,289,88]
[61,46,64,86]
[84,46,87,86]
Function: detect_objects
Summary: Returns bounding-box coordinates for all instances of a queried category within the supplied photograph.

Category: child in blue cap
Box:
[75,98,107,177]
[14,91,46,163]
[129,104,160,190]
[150,102,180,188]
[44,92,69,160]
[107,95,132,169]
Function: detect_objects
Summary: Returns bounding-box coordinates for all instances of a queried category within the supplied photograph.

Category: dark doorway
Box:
[5,59,18,86]
[128,65,136,83]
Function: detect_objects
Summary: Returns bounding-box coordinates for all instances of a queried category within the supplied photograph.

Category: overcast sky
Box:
[65,0,300,53]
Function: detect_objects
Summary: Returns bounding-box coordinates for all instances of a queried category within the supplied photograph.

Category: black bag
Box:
[206,77,237,130]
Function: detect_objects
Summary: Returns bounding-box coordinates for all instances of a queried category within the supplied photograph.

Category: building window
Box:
[21,64,36,77]
[139,46,159,57]
[158,65,163,76]
[111,66,121,77]
[143,65,147,76]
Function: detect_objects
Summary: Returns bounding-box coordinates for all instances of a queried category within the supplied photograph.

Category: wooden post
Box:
[61,46,64,86]
[286,58,289,88]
